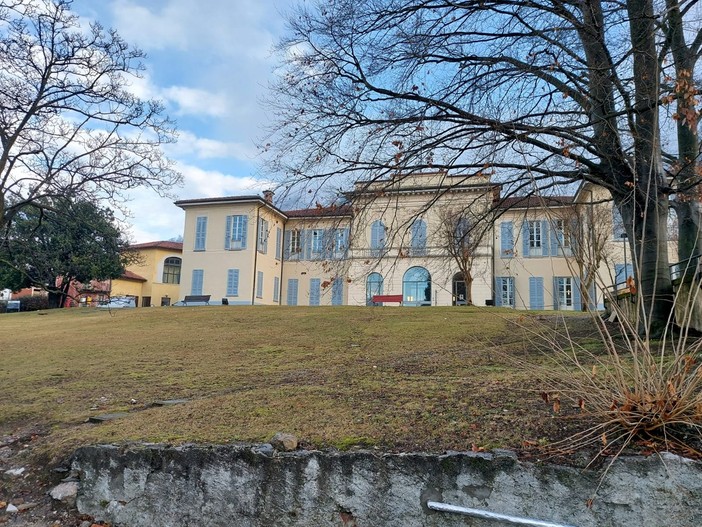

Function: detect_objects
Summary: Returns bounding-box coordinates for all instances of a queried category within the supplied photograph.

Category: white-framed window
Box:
[496,276,514,307]
[555,219,570,248]
[289,229,302,254]
[226,215,248,250]
[335,229,347,253]
[556,277,573,307]
[311,229,323,254]
[258,218,269,253]
[529,221,541,248]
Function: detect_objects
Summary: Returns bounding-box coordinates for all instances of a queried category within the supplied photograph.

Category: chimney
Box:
[263,190,274,203]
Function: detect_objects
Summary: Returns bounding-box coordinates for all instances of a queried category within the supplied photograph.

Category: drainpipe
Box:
[279,222,285,305]
[252,206,262,305]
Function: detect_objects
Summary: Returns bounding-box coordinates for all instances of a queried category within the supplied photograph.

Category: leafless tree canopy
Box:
[264,0,702,328]
[0,0,181,236]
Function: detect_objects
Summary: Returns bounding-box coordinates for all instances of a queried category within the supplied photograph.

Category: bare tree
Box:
[435,205,493,306]
[264,0,702,331]
[0,0,180,237]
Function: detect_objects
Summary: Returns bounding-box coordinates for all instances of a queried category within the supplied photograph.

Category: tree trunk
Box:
[618,194,674,333]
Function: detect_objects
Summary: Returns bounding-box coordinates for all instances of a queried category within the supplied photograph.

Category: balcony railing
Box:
[670,254,701,284]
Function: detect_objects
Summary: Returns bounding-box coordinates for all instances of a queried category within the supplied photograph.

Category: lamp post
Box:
[620,232,628,289]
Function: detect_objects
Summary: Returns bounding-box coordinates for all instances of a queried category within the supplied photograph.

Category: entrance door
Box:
[452,273,467,305]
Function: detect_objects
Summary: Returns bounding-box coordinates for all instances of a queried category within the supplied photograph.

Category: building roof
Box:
[285,204,353,218]
[120,270,148,282]
[495,195,575,209]
[129,241,183,251]
[174,195,287,217]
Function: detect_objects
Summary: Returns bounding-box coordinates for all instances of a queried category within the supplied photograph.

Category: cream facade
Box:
[110,241,183,307]
[175,172,652,310]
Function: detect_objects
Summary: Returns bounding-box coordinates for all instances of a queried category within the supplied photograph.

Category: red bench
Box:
[372,294,403,304]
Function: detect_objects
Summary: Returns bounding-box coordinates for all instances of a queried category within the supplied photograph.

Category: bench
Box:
[372,294,403,305]
[6,300,20,313]
[182,295,211,306]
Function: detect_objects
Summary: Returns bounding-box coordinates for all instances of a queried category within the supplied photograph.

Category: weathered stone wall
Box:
[72,444,702,527]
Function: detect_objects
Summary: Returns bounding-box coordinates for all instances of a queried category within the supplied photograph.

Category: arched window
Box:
[366,272,384,305]
[370,220,386,256]
[410,219,427,256]
[403,266,431,306]
[162,257,182,284]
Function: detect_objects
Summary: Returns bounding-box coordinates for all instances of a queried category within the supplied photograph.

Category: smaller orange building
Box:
[110,241,183,307]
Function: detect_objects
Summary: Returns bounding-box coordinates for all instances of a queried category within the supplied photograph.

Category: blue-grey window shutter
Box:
[371,220,385,251]
[226,269,239,296]
[573,277,581,310]
[287,279,298,306]
[494,277,503,307]
[553,277,560,310]
[191,269,204,295]
[342,228,350,254]
[569,218,579,255]
[240,215,248,249]
[304,230,313,260]
[276,227,282,259]
[283,230,291,259]
[522,221,530,257]
[225,215,232,250]
[500,222,513,258]
[263,220,269,254]
[273,276,280,302]
[550,221,559,256]
[195,217,207,251]
[411,219,427,253]
[332,277,343,305]
[541,220,550,256]
[257,271,264,298]
[309,278,321,306]
[529,277,544,310]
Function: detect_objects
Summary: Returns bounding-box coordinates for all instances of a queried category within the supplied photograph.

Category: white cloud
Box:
[162,86,229,117]
[121,161,270,243]
[170,131,256,160]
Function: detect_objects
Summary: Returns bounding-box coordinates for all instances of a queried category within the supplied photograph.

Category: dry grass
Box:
[0,306,598,462]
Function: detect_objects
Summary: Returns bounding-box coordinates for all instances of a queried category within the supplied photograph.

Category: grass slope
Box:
[0,306,596,460]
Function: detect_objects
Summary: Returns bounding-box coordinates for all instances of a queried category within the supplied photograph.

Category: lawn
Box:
[0,306,599,462]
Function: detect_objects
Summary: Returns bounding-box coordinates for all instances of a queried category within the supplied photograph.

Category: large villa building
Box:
[171,171,636,310]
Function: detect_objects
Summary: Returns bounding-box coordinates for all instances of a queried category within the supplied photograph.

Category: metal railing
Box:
[669,253,701,283]
[427,501,578,527]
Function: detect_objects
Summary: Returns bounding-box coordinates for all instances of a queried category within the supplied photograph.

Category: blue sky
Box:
[71,0,287,242]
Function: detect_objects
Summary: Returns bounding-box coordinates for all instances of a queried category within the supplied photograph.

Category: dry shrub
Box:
[524,288,702,463]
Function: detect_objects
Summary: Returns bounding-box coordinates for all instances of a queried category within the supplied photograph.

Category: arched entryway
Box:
[366,272,383,306]
[403,266,431,306]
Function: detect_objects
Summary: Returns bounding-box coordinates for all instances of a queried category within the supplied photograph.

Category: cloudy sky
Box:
[71,0,287,242]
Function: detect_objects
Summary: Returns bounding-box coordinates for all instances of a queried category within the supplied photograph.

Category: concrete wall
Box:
[73,444,702,527]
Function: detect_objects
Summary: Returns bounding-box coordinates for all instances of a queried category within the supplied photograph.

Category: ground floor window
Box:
[403,266,431,306]
[495,277,514,307]
[554,276,581,310]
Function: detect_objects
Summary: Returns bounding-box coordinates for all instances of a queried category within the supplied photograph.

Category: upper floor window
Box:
[162,257,182,284]
[194,216,207,251]
[258,218,269,253]
[289,229,302,255]
[528,220,542,249]
[370,220,386,255]
[410,219,427,255]
[226,215,248,250]
[335,229,348,253]
[554,219,570,248]
[311,229,324,254]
